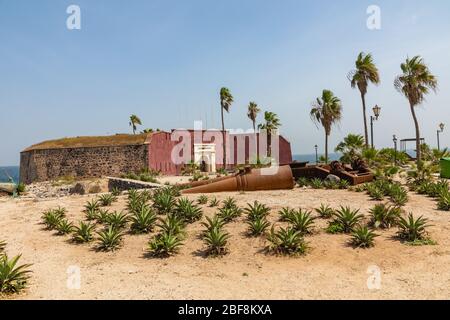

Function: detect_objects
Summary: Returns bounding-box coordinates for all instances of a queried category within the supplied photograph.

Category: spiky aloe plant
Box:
[222,197,238,210]
[315,204,334,219]
[244,201,270,221]
[203,227,230,257]
[309,178,324,189]
[96,226,124,251]
[437,189,450,211]
[53,206,67,218]
[157,214,185,236]
[278,207,294,222]
[105,211,129,230]
[98,194,117,207]
[96,209,110,224]
[73,221,95,243]
[246,216,270,237]
[130,205,157,234]
[397,213,432,243]
[367,186,384,201]
[218,206,242,223]
[148,231,184,257]
[0,254,32,294]
[338,180,350,190]
[84,207,98,222]
[197,195,209,205]
[327,206,364,234]
[324,180,339,190]
[350,225,378,248]
[56,219,75,235]
[266,226,307,256]
[84,199,100,213]
[41,210,64,230]
[297,177,310,188]
[369,204,401,229]
[175,198,203,223]
[153,191,176,215]
[200,215,226,236]
[209,197,220,207]
[286,209,315,235]
[111,187,121,197]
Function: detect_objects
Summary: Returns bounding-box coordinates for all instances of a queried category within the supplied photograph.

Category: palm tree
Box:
[310,90,343,164]
[348,52,380,147]
[220,88,234,168]
[129,115,142,135]
[247,102,260,160]
[335,133,365,164]
[258,111,281,159]
[394,56,438,163]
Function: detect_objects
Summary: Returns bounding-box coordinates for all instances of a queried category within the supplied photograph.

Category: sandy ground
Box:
[1,187,450,300]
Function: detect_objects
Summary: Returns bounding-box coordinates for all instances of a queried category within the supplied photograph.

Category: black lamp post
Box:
[437,123,445,151]
[370,105,381,149]
[314,145,318,164]
[393,135,398,165]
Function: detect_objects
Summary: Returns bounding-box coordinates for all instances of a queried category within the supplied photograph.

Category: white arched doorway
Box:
[194,144,216,173]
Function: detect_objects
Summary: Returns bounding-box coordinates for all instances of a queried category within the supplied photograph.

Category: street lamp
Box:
[314,145,318,164]
[370,105,381,149]
[393,135,398,165]
[437,123,445,151]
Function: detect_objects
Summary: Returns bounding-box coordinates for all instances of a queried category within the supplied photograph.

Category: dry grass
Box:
[24,134,151,151]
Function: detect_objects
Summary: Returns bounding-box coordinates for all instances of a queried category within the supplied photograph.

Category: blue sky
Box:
[1,0,449,165]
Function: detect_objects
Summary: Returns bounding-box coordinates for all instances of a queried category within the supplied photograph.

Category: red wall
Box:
[147,131,292,175]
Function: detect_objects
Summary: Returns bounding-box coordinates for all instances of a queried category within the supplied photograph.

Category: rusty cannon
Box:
[181,165,294,194]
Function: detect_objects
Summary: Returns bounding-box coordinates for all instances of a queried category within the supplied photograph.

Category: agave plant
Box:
[0,254,32,294]
[246,216,270,237]
[73,221,95,243]
[387,184,409,207]
[175,198,203,223]
[278,207,294,222]
[327,206,364,234]
[105,211,129,229]
[437,190,450,211]
[41,210,64,230]
[315,204,334,219]
[53,206,67,218]
[244,201,270,221]
[97,226,124,251]
[111,187,122,197]
[148,231,184,257]
[98,194,117,207]
[222,197,238,210]
[218,206,242,223]
[197,195,209,205]
[130,205,157,234]
[350,225,378,248]
[266,226,307,256]
[324,180,339,190]
[338,180,350,190]
[157,214,185,236]
[309,178,324,189]
[84,207,98,221]
[369,204,401,229]
[297,177,310,188]
[208,197,220,207]
[84,199,100,213]
[200,215,226,235]
[367,185,384,201]
[56,219,75,235]
[0,240,6,254]
[96,209,110,224]
[203,227,230,256]
[287,209,315,235]
[397,213,431,243]
[153,191,176,215]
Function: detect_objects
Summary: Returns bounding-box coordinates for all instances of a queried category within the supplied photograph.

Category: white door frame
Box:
[194,144,216,173]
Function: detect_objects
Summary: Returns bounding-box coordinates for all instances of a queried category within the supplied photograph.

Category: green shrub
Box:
[324,180,339,190]
[367,185,385,201]
[148,231,184,257]
[111,187,121,197]
[222,197,238,210]
[84,208,98,221]
[84,199,100,213]
[153,191,176,215]
[327,206,364,234]
[244,201,270,221]
[157,214,185,236]
[0,254,32,294]
[218,207,242,223]
[130,205,157,234]
[203,226,230,257]
[338,180,350,190]
[278,207,294,222]
[201,215,226,235]
[73,222,95,243]
[96,209,110,224]
[267,226,307,256]
[41,210,64,230]
[209,197,220,207]
[246,216,270,237]
[397,213,432,244]
[16,183,26,195]
[56,219,75,235]
[388,184,409,207]
[98,194,117,207]
[315,204,334,219]
[104,211,129,230]
[350,226,378,248]
[297,177,310,188]
[437,190,450,211]
[197,195,208,205]
[369,204,401,229]
[175,198,203,223]
[309,178,324,189]
[97,226,124,251]
[286,209,315,235]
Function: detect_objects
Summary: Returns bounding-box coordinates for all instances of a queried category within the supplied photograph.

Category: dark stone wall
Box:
[20,144,149,184]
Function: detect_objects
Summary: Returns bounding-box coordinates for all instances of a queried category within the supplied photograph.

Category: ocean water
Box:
[0,166,19,183]
[293,153,340,163]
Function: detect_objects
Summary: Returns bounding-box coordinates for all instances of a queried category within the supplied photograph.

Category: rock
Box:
[70,183,86,195]
[326,174,341,183]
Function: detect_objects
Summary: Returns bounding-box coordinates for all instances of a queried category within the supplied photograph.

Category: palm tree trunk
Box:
[360,92,369,148]
[221,106,226,169]
[409,102,421,163]
[325,132,329,164]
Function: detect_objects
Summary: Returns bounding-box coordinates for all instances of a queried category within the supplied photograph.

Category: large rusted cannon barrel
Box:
[181,166,294,194]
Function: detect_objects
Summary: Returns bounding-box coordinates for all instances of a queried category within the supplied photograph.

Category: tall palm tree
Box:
[258,111,281,159]
[394,56,438,163]
[129,115,142,134]
[220,87,234,168]
[310,90,343,164]
[348,52,380,147]
[247,102,260,160]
